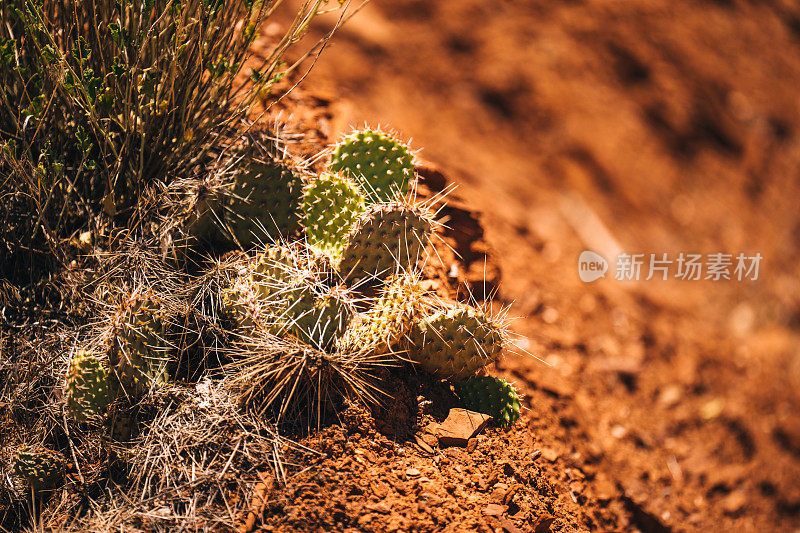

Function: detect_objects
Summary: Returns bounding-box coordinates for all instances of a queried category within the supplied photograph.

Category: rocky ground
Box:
[235,1,800,531]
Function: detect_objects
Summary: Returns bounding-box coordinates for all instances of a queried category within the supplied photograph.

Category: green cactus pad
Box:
[12,447,67,490]
[338,202,433,284]
[407,305,503,380]
[223,251,353,351]
[339,275,423,355]
[109,293,172,397]
[66,350,111,422]
[251,245,301,301]
[277,284,354,351]
[221,274,267,333]
[329,129,415,203]
[225,161,303,248]
[455,375,521,427]
[302,173,366,258]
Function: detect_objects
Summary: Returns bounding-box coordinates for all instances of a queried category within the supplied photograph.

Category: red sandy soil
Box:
[245,1,800,531]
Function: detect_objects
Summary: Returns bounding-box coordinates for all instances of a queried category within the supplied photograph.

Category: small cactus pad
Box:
[339,275,424,355]
[329,129,415,203]
[407,305,503,380]
[221,274,269,333]
[338,203,433,284]
[303,173,365,257]
[12,447,67,490]
[225,161,303,248]
[251,245,301,300]
[109,293,172,397]
[280,284,354,351]
[66,350,111,421]
[455,375,521,427]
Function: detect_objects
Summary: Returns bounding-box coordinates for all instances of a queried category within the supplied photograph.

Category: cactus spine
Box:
[455,375,521,427]
[329,129,415,204]
[66,350,111,421]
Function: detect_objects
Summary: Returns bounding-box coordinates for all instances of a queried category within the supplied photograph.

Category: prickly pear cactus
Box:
[279,284,354,351]
[109,293,172,398]
[221,274,267,332]
[251,245,301,301]
[224,161,303,248]
[222,250,353,351]
[302,173,365,257]
[66,350,111,422]
[11,446,67,490]
[185,182,222,241]
[407,305,503,380]
[455,375,521,427]
[339,275,424,355]
[338,203,433,283]
[329,129,415,203]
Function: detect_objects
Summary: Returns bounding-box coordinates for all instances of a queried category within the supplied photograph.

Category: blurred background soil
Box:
[254,1,800,531]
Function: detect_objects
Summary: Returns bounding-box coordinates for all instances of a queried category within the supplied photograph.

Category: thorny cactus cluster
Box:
[14,128,521,495]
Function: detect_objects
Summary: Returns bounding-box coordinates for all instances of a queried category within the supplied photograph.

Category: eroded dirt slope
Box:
[253,1,800,531]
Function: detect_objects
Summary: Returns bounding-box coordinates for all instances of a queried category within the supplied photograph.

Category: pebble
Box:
[483,503,507,516]
[436,408,492,447]
[405,468,420,477]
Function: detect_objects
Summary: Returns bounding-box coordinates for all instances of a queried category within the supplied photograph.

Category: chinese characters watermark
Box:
[578,251,762,282]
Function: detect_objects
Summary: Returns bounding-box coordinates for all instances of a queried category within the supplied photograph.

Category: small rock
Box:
[467,437,478,452]
[420,432,438,448]
[721,490,747,515]
[414,433,436,454]
[436,408,492,447]
[499,517,523,533]
[610,425,627,439]
[540,448,559,462]
[542,307,559,324]
[594,476,617,501]
[366,501,392,514]
[700,398,725,420]
[483,503,507,516]
[659,385,683,407]
[534,515,555,533]
[405,468,420,477]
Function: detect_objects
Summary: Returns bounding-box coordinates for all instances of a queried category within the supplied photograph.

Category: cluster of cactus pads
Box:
[48,129,520,479]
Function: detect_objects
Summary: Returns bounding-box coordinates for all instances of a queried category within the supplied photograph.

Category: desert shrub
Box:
[0,0,337,280]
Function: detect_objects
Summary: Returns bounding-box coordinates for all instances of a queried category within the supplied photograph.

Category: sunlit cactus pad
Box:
[303,173,365,257]
[66,350,111,422]
[338,202,433,284]
[329,129,415,204]
[455,375,521,427]
[407,304,503,380]
[339,274,424,355]
[225,161,303,248]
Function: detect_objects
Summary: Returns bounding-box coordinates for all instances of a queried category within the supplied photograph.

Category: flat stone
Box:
[414,434,435,454]
[436,408,492,447]
[483,503,507,516]
[405,468,420,477]
[366,501,392,514]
